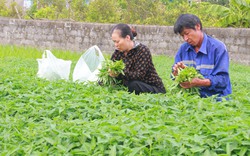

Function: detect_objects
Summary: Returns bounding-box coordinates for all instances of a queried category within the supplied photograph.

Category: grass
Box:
[0,44,250,155]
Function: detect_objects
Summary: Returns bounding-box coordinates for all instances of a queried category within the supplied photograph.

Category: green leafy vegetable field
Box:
[0,45,250,155]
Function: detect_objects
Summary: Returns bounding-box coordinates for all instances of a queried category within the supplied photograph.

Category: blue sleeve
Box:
[205,45,230,92]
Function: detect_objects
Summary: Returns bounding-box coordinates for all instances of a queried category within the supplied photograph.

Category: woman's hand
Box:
[172,62,186,76]
[108,69,119,77]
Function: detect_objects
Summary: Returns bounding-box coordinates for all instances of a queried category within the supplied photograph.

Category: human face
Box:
[180,24,202,47]
[111,30,130,52]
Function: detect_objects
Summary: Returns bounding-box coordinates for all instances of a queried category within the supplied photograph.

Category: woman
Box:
[110,23,166,95]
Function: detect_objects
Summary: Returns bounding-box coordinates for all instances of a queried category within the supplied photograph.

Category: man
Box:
[172,14,232,99]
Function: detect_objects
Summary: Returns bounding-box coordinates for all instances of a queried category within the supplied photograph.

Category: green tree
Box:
[0,0,23,18]
[1,0,250,28]
[26,0,68,20]
[0,0,9,16]
[120,0,168,25]
[188,2,222,27]
[8,1,23,19]
[33,5,58,19]
[164,0,189,25]
[203,0,229,6]
[206,0,250,27]
[70,0,88,21]
[85,0,121,23]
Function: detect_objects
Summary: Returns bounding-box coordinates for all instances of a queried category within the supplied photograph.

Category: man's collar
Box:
[199,33,207,54]
[186,33,207,54]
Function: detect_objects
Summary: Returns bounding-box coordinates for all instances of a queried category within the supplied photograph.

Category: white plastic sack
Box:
[73,45,105,82]
[37,50,72,81]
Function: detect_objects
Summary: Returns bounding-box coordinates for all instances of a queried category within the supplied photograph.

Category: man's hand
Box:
[180,78,211,88]
[172,62,186,76]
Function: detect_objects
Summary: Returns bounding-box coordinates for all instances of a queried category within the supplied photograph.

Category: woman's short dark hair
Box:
[174,14,202,34]
[111,23,137,40]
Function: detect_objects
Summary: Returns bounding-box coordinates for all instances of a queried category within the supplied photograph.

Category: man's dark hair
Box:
[174,14,202,34]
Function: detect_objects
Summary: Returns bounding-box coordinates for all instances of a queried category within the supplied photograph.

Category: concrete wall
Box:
[0,17,249,65]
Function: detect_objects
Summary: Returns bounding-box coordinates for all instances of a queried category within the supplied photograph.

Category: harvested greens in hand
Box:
[171,66,204,95]
[98,59,125,86]
[175,66,204,83]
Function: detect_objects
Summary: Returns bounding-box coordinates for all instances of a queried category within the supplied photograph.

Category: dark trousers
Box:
[126,80,166,95]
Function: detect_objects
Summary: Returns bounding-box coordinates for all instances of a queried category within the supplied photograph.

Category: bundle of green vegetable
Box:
[98,59,125,86]
[171,66,204,95]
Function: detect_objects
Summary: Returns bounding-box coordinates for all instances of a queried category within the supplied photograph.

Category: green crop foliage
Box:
[0,45,250,155]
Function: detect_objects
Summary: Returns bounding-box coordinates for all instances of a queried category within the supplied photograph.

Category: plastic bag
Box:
[37,50,72,81]
[73,45,105,82]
